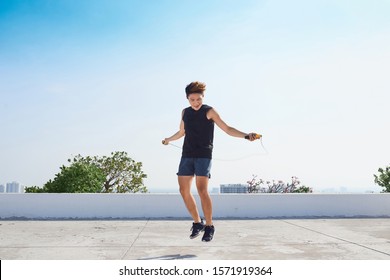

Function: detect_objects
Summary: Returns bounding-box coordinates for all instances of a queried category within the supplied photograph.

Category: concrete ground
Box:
[0,218,389,260]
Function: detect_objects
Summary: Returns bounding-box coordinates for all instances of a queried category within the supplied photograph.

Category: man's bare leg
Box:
[196,176,213,226]
[178,175,201,223]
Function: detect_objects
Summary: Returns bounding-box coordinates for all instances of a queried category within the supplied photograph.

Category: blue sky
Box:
[1,0,389,192]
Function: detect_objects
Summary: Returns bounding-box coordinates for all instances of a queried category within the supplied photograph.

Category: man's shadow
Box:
[138,254,197,260]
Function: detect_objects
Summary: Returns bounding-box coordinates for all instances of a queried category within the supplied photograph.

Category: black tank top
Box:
[182,105,214,159]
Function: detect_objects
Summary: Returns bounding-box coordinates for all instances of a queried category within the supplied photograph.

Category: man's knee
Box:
[197,187,209,198]
[180,187,190,197]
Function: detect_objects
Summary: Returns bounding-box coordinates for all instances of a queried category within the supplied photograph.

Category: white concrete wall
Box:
[0,193,390,219]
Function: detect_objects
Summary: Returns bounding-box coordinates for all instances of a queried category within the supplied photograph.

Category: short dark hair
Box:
[185,81,206,98]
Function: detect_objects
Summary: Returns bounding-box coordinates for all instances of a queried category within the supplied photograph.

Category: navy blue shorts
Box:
[177,157,212,178]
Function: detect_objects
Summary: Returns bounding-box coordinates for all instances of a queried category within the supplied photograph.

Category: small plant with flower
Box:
[247,175,313,193]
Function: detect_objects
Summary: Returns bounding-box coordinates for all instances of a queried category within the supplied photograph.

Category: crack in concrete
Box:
[281,220,390,257]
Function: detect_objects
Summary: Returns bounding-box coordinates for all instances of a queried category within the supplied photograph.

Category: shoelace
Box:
[204,226,214,234]
[191,222,203,231]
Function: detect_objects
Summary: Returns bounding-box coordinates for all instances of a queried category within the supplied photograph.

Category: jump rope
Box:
[162,133,268,162]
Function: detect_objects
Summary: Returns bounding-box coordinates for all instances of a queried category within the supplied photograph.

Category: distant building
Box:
[0,184,5,193]
[211,187,220,194]
[6,181,22,193]
[220,184,248,194]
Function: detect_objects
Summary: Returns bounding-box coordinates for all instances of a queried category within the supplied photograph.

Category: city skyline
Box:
[0,180,379,194]
[0,181,24,193]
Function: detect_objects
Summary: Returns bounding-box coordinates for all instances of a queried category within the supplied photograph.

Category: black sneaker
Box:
[202,225,215,242]
[190,220,205,239]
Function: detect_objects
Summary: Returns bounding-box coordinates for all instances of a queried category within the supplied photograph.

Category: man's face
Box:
[187,93,204,111]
